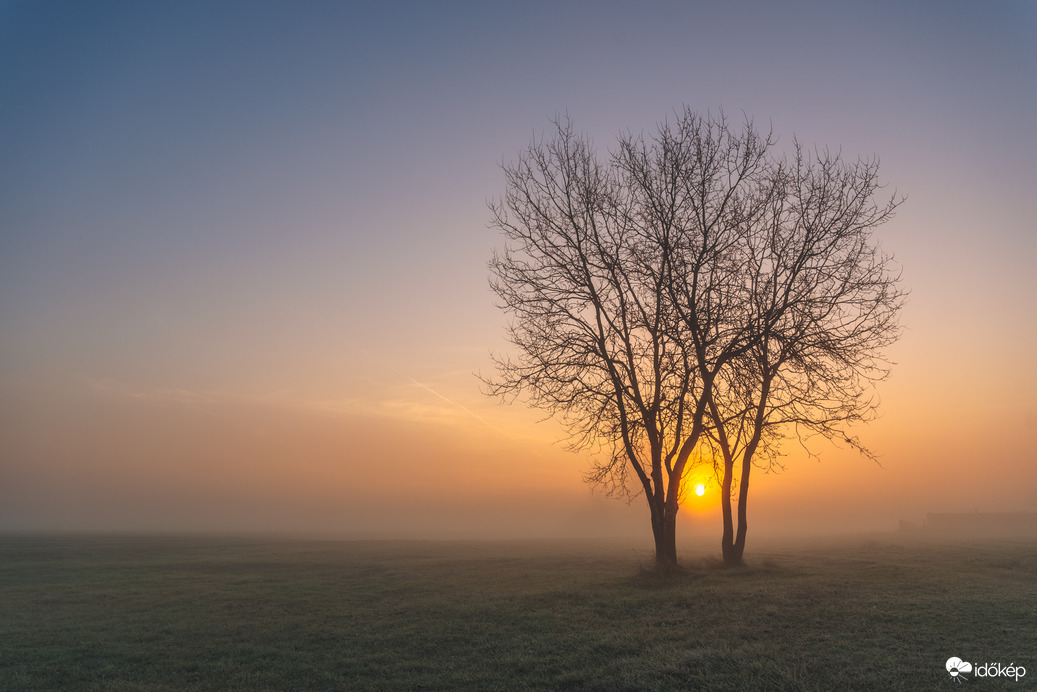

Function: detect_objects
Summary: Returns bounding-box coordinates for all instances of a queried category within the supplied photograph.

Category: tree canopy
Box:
[487,109,904,567]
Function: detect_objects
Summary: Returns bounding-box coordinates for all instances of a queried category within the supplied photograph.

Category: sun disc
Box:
[694,483,705,496]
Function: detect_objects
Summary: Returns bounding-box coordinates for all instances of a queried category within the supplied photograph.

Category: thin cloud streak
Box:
[79,374,547,458]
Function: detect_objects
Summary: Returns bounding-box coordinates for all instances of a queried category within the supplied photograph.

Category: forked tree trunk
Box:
[721,457,752,565]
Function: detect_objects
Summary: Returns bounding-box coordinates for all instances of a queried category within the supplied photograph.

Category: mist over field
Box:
[3,376,1031,545]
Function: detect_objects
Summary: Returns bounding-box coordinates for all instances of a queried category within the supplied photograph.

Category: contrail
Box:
[408,378,492,427]
[360,347,546,458]
[407,378,544,458]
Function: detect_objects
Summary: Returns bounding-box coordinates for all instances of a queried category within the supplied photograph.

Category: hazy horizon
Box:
[2,1,1035,545]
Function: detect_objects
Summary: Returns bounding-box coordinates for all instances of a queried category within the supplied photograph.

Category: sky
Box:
[1,0,1035,544]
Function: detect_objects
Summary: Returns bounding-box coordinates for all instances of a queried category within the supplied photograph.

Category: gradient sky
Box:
[2,1,1035,541]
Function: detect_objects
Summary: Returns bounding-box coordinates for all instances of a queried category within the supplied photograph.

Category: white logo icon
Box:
[946,657,973,681]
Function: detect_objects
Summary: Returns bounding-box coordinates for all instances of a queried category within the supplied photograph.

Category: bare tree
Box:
[486,120,703,569]
[697,141,905,564]
[486,109,903,569]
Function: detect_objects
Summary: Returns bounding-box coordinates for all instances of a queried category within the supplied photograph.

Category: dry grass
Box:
[1,534,1034,690]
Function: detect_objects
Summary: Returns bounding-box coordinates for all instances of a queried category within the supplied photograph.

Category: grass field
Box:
[1,533,1034,690]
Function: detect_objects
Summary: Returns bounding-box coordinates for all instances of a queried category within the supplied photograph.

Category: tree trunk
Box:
[649,499,679,572]
[733,456,751,561]
[721,457,752,565]
[720,459,740,565]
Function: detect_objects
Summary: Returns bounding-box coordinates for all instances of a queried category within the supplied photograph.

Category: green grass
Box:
[1,534,1034,690]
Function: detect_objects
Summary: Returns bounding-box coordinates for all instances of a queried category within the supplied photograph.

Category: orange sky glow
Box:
[1,2,1034,549]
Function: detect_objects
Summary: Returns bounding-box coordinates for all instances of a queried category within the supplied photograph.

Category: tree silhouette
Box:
[486,109,903,569]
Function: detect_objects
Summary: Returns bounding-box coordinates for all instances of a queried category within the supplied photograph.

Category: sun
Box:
[694,483,705,497]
